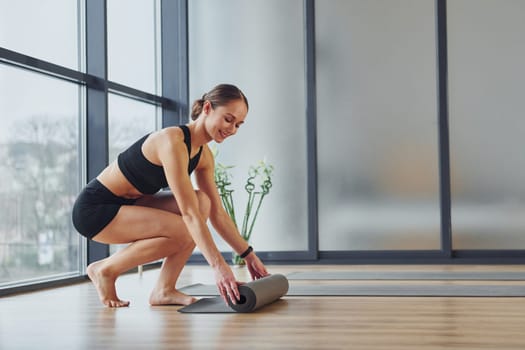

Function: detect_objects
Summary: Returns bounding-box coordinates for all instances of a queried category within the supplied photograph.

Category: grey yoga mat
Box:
[286,271,525,281]
[178,274,289,313]
[179,282,525,297]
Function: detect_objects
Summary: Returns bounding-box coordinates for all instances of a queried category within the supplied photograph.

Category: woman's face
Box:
[204,99,248,143]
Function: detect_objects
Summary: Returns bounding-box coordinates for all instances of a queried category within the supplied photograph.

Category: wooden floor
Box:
[2,264,525,349]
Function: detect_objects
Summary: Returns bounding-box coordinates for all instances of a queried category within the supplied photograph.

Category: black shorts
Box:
[72,179,137,239]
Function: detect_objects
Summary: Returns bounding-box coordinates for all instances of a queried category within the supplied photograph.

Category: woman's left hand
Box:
[244,252,269,280]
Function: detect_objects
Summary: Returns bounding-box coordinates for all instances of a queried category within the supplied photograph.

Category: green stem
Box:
[245,193,266,242]
[241,192,255,239]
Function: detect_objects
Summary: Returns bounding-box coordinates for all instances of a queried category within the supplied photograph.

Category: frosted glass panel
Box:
[188,0,307,251]
[448,0,525,249]
[316,0,440,250]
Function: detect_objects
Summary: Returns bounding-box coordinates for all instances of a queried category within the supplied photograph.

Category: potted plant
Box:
[213,150,273,265]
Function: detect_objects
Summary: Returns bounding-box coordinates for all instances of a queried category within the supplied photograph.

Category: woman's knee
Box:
[178,231,196,251]
[162,227,195,252]
[195,190,211,219]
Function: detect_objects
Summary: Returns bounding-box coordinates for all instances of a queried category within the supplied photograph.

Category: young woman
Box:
[72,84,268,308]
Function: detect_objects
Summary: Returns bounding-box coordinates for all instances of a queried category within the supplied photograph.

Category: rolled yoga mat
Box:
[178,274,289,313]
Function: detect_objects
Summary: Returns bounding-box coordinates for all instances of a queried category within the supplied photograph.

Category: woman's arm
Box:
[195,145,269,279]
[155,128,240,303]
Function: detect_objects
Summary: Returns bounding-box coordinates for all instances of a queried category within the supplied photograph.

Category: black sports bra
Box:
[117,125,203,194]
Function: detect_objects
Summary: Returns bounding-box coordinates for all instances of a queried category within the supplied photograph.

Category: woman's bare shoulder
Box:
[145,127,185,149]
[154,126,183,141]
[143,127,185,163]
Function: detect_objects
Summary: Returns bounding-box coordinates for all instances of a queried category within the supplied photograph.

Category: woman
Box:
[72,84,269,308]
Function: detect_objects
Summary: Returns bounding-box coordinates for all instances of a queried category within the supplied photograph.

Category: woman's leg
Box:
[137,190,211,305]
[87,190,210,307]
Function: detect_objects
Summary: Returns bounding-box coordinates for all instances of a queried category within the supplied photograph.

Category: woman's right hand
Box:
[214,262,241,305]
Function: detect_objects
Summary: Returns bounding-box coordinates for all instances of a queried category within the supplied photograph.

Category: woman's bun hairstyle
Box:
[190,84,248,121]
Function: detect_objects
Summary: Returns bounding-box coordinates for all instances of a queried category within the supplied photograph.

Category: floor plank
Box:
[1,264,525,349]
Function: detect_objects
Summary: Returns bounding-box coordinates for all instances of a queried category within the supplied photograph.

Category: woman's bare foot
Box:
[87,261,130,308]
[149,288,197,306]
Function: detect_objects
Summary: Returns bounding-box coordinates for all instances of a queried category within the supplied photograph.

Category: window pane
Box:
[448,0,525,249]
[108,93,159,254]
[189,0,308,252]
[0,0,80,70]
[107,0,160,94]
[0,64,81,286]
[108,94,159,162]
[316,0,440,250]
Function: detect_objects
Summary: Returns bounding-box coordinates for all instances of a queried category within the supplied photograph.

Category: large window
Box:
[0,65,82,286]
[0,0,169,292]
